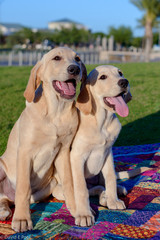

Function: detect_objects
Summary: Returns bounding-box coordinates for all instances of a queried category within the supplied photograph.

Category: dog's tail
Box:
[116,167,151,180]
[89,184,127,197]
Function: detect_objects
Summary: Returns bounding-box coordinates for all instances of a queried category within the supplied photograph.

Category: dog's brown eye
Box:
[118,70,123,77]
[75,56,80,62]
[53,56,61,61]
[100,75,107,80]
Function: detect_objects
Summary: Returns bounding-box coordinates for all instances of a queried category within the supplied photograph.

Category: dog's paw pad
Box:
[12,218,33,232]
[107,199,126,210]
[75,213,95,227]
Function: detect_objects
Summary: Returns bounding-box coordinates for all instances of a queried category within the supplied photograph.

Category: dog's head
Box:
[76,65,132,117]
[24,47,87,102]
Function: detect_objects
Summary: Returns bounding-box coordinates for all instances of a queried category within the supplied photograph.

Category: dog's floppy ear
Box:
[76,83,92,115]
[81,62,87,83]
[124,90,132,103]
[24,61,42,102]
[76,62,92,115]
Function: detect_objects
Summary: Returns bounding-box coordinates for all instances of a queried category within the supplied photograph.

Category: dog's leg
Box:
[101,150,126,210]
[54,146,76,217]
[11,150,33,232]
[0,161,13,220]
[71,152,95,227]
[31,178,57,203]
[0,175,13,221]
[52,184,65,201]
[0,198,12,220]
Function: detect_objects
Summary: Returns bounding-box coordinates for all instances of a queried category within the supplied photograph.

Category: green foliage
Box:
[51,26,92,46]
[137,15,160,28]
[131,0,160,14]
[0,34,5,46]
[6,26,93,48]
[4,24,151,50]
[153,31,160,44]
[132,36,143,47]
[3,24,159,50]
[6,28,35,47]
[108,25,133,47]
[92,32,108,39]
[0,63,160,155]
[130,0,160,58]
[131,0,160,24]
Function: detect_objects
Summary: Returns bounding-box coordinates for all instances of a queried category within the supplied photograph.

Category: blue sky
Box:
[0,0,145,36]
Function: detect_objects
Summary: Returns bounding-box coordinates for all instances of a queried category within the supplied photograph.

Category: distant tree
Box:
[92,32,108,39]
[130,0,160,61]
[0,33,5,46]
[6,32,25,47]
[21,28,34,43]
[153,31,160,45]
[52,26,92,46]
[132,36,143,48]
[108,25,133,48]
[53,27,73,45]
[33,31,44,43]
[71,27,92,46]
[6,28,35,47]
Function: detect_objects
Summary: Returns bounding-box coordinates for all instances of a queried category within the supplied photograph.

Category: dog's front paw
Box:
[75,211,95,227]
[12,214,33,232]
[99,190,108,206]
[107,198,126,210]
[0,205,12,221]
[99,191,126,210]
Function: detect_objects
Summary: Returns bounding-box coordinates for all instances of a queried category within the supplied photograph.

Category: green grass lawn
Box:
[0,63,160,155]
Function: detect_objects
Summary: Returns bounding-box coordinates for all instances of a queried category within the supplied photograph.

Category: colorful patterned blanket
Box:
[0,143,160,239]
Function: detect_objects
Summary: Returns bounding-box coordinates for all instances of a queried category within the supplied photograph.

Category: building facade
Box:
[48,18,87,31]
[0,23,24,36]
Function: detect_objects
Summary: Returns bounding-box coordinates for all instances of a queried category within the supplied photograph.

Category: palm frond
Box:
[130,0,144,10]
[136,15,158,27]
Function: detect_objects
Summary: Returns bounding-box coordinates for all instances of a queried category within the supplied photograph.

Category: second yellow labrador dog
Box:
[0,47,86,232]
[71,65,131,227]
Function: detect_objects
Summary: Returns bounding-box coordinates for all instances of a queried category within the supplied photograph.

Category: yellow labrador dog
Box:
[71,65,132,227]
[0,47,86,232]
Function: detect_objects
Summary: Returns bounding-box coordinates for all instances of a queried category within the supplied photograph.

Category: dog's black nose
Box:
[67,65,80,76]
[118,79,129,89]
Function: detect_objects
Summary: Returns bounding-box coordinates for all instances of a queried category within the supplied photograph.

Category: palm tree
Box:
[130,0,160,61]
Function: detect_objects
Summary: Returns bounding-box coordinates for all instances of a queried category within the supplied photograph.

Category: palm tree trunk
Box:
[145,19,153,62]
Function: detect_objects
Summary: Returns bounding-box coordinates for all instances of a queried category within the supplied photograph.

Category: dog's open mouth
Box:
[103,92,129,117]
[52,79,76,99]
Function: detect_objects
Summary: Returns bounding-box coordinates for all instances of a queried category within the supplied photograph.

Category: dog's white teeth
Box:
[56,81,62,90]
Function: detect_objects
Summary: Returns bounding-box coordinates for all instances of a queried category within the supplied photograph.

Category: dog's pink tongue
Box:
[56,81,75,96]
[105,96,129,117]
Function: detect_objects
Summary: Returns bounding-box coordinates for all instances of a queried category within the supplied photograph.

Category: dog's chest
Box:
[84,144,108,178]
[47,110,78,137]
[84,130,111,178]
[32,143,61,181]
[32,111,78,179]
[84,118,120,178]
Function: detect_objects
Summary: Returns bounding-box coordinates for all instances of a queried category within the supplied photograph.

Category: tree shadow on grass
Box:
[115,110,160,146]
